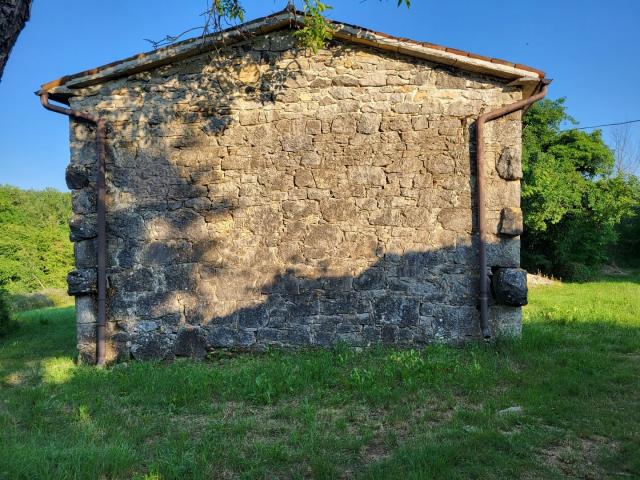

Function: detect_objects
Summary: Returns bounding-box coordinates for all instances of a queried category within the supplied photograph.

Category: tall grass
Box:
[0,275,638,479]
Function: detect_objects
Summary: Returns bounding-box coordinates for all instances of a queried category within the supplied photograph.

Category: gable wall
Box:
[66,31,524,362]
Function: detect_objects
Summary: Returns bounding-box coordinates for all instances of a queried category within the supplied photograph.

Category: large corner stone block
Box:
[500,208,523,236]
[69,214,97,241]
[490,305,522,337]
[67,268,97,295]
[76,295,97,323]
[496,147,522,180]
[492,268,528,306]
[65,164,90,189]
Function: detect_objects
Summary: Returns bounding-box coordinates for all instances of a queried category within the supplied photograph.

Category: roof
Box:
[39,8,546,103]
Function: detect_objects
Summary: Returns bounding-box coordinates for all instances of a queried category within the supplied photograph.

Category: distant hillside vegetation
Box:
[0,185,73,293]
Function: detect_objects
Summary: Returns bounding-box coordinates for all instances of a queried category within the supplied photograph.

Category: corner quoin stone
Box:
[496,146,523,180]
[67,269,97,295]
[492,268,528,306]
[500,207,523,236]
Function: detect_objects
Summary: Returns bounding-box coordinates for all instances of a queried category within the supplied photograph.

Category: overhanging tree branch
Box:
[145,0,410,51]
[0,0,32,80]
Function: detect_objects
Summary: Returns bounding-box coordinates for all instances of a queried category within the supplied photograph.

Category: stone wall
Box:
[65,30,526,363]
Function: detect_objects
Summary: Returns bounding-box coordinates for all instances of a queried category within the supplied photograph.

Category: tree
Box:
[521,99,640,278]
[0,0,31,80]
[0,281,12,336]
[0,186,73,293]
[611,125,640,176]
[149,0,411,51]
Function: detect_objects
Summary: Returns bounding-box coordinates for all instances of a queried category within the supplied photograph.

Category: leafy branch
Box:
[293,1,335,53]
[146,0,410,51]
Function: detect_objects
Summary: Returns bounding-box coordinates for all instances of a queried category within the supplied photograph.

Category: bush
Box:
[614,206,640,267]
[557,262,598,283]
[0,185,73,293]
[521,100,640,279]
[9,288,72,312]
[0,285,14,336]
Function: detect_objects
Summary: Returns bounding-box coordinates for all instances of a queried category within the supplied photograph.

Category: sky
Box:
[1,0,639,190]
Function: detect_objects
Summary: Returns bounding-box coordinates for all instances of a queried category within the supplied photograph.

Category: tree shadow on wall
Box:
[127,241,519,361]
[66,31,520,362]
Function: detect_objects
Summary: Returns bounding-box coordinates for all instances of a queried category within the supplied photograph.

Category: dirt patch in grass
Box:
[341,402,456,478]
[528,272,558,286]
[624,353,640,363]
[541,436,618,479]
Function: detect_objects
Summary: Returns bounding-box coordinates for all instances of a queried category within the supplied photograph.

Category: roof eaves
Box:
[40,9,545,100]
[40,11,296,94]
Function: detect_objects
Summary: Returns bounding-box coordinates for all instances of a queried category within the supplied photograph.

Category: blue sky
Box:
[1,0,639,190]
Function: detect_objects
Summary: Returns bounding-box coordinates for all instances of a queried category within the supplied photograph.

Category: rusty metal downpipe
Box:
[39,92,107,366]
[476,82,549,339]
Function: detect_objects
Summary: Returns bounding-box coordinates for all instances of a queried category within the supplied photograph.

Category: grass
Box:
[9,288,73,313]
[1,275,639,479]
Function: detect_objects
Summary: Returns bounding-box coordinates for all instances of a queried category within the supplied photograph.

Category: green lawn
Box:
[1,276,639,479]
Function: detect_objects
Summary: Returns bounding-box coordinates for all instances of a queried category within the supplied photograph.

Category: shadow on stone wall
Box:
[128,243,526,361]
[65,31,523,363]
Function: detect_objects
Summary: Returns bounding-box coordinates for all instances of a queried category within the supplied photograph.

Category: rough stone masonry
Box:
[58,26,532,363]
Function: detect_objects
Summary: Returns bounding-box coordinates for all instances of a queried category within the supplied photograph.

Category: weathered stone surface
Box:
[237,64,261,84]
[71,189,95,215]
[500,207,523,236]
[202,117,230,135]
[490,305,522,337]
[130,334,173,361]
[76,322,96,364]
[438,208,472,233]
[67,269,97,295]
[74,239,96,269]
[206,326,256,349]
[487,237,520,268]
[282,134,313,152]
[496,147,522,180]
[492,268,528,306]
[65,164,90,189]
[65,29,525,360]
[174,327,207,359]
[69,214,97,241]
[109,268,156,293]
[357,113,382,134]
[76,295,96,324]
[347,166,386,186]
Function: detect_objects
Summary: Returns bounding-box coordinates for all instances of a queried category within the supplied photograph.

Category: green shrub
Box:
[614,206,640,267]
[0,285,14,336]
[9,288,73,312]
[557,262,598,283]
[522,100,640,279]
[0,185,73,293]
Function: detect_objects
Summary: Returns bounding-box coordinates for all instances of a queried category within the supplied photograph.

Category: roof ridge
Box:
[39,8,544,99]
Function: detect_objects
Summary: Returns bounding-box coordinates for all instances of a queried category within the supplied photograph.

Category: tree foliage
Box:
[0,283,12,336]
[0,186,73,293]
[207,0,410,51]
[293,1,336,53]
[521,99,640,278]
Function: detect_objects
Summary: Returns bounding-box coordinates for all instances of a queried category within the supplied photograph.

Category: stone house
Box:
[38,9,547,363]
